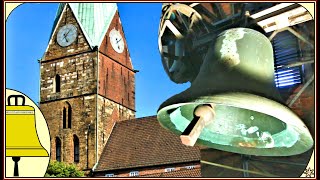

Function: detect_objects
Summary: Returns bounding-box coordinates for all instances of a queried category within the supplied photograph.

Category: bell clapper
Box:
[12,157,21,176]
[180,104,215,146]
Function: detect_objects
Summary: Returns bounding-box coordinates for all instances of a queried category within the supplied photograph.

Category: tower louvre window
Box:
[55,137,61,162]
[55,74,61,92]
[74,135,79,163]
[272,31,303,88]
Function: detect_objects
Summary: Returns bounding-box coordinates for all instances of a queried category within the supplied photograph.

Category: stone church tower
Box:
[39,3,135,170]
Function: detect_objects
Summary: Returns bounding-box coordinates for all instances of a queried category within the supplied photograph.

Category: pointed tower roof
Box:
[51,3,117,48]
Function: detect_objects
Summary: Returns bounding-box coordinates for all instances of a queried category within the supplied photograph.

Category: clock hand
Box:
[65,29,72,36]
[63,33,69,42]
[116,38,122,44]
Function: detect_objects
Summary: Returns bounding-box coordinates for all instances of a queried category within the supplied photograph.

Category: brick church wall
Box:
[98,54,135,110]
[96,10,136,161]
[99,11,132,68]
[98,11,135,111]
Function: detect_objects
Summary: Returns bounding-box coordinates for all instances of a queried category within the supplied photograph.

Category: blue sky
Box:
[6,3,189,118]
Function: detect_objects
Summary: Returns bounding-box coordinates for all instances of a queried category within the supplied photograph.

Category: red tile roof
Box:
[95,116,200,171]
[141,168,201,177]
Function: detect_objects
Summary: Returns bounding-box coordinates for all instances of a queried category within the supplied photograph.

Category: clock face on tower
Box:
[57,24,78,47]
[109,29,124,53]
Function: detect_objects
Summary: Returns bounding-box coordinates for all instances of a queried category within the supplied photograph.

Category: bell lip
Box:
[157,92,314,156]
[5,148,49,157]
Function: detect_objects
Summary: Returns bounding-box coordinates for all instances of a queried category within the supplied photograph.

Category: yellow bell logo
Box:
[6,95,48,157]
[5,90,50,177]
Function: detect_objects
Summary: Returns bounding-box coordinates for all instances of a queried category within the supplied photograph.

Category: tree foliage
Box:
[45,161,85,177]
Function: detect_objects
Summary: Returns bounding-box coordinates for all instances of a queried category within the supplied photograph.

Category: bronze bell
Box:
[157,3,313,157]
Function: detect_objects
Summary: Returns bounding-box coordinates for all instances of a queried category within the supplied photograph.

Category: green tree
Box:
[45,161,85,177]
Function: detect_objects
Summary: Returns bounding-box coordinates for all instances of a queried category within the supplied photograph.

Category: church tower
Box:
[39,3,136,170]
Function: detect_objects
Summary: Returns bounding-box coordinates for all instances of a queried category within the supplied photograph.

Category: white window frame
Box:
[105,173,114,177]
[185,165,195,169]
[129,171,139,177]
[165,167,175,172]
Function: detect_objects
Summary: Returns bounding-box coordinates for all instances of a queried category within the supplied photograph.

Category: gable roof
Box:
[94,116,200,172]
[50,3,117,49]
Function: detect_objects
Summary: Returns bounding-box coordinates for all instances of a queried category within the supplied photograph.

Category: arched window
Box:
[73,135,79,163]
[63,107,66,129]
[55,137,61,162]
[62,102,72,129]
[68,103,72,129]
[55,74,61,92]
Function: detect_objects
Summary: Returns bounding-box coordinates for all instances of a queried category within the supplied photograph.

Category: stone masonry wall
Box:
[96,95,135,158]
[40,95,96,169]
[40,4,98,170]
[40,52,97,101]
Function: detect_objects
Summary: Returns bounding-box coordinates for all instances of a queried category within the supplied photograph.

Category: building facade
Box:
[39,3,136,170]
[92,116,201,177]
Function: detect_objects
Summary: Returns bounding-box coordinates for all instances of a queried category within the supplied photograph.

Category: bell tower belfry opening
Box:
[39,3,136,170]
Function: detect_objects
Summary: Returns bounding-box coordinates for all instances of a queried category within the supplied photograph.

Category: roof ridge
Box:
[114,115,157,126]
[113,115,158,125]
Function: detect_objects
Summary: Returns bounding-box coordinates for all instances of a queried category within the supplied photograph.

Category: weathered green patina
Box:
[157,28,313,156]
[50,3,117,48]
